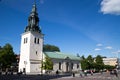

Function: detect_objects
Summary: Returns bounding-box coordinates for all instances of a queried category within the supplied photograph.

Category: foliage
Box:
[95,55,104,70]
[95,55,104,65]
[87,55,94,63]
[81,55,85,60]
[104,65,115,70]
[42,56,53,70]
[0,43,16,68]
[87,55,94,69]
[80,55,107,71]
[81,59,89,70]
[43,44,60,52]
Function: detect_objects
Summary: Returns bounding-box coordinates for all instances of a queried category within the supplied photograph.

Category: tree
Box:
[80,55,89,70]
[42,56,53,70]
[43,44,60,52]
[104,65,115,70]
[95,55,104,70]
[81,59,89,70]
[87,55,94,69]
[87,55,94,63]
[0,43,16,68]
[81,55,85,60]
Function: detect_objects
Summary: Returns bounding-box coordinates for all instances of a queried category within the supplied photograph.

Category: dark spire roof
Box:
[24,2,41,33]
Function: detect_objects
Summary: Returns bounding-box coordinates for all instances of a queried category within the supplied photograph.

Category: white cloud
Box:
[117,50,120,53]
[96,43,103,46]
[105,46,113,50]
[94,48,101,51]
[112,52,117,54]
[100,0,120,15]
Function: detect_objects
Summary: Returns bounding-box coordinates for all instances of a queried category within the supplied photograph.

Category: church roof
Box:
[44,52,81,61]
[24,3,41,33]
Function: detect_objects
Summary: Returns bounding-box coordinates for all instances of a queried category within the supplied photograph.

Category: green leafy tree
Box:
[87,55,94,63]
[42,44,60,71]
[43,44,60,52]
[0,43,16,68]
[81,59,90,70]
[42,57,53,70]
[81,55,85,60]
[80,55,89,70]
[87,55,94,69]
[104,65,115,70]
[95,55,104,70]
[95,55,103,64]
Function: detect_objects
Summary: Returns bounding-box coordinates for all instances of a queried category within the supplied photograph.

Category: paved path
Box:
[0,72,120,80]
[51,72,120,80]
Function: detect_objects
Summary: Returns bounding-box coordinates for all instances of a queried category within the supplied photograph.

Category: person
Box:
[114,69,118,77]
[84,70,87,76]
[90,70,93,75]
[100,70,103,74]
[73,72,75,77]
[80,70,83,77]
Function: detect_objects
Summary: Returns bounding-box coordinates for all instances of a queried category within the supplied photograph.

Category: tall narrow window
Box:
[24,38,25,44]
[36,51,37,55]
[34,37,36,43]
[71,63,73,69]
[24,38,28,44]
[77,64,79,69]
[37,38,39,44]
[59,62,61,70]
[26,37,28,43]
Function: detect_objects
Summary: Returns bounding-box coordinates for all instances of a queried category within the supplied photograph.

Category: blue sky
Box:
[0,0,120,58]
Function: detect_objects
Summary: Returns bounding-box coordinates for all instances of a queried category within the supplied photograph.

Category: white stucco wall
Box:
[51,58,81,73]
[19,31,44,73]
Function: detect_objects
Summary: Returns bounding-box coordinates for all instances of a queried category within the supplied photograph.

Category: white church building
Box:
[19,3,81,74]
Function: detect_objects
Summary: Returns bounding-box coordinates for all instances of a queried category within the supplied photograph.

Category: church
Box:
[19,3,81,74]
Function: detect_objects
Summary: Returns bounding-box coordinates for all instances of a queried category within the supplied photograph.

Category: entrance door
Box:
[66,62,69,72]
[23,68,26,74]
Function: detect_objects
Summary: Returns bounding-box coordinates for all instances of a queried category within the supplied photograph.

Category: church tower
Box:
[19,2,44,74]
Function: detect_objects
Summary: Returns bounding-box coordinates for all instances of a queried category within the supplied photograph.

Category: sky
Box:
[0,0,120,58]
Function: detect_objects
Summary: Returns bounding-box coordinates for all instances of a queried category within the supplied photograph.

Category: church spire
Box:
[25,1,41,33]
